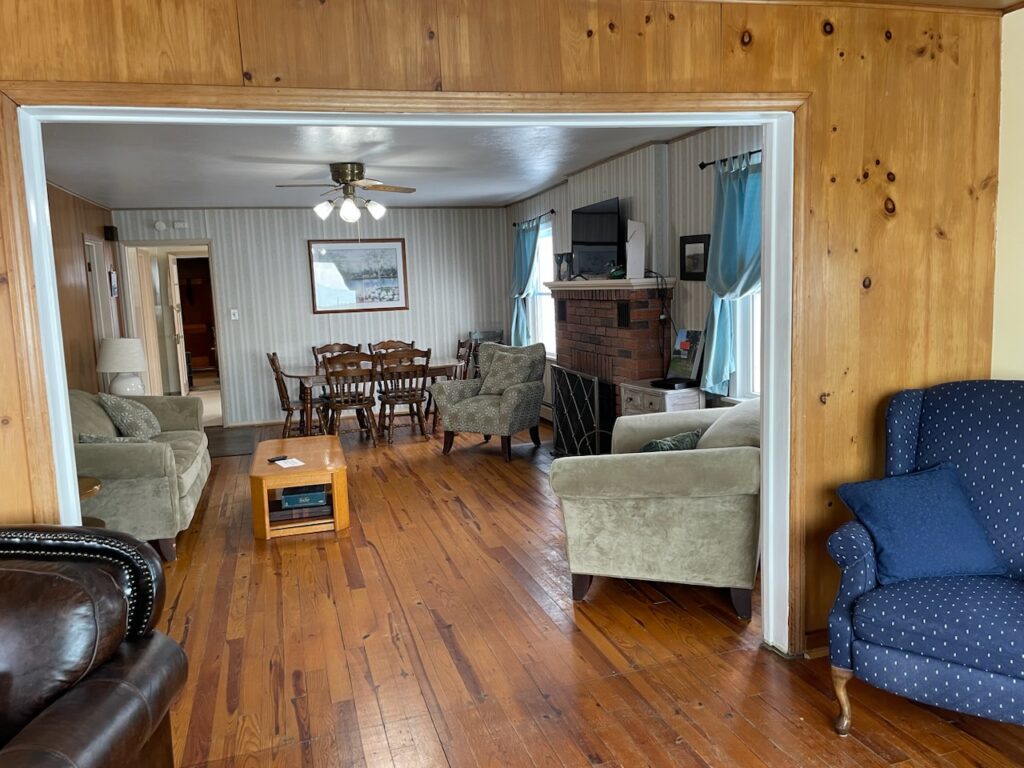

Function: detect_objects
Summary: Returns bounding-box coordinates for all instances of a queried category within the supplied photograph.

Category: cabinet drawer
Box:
[642,393,664,412]
[621,389,645,413]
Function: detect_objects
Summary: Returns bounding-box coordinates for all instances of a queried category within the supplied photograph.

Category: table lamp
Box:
[97,338,147,396]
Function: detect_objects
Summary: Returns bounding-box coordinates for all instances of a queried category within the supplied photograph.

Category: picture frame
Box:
[308,238,409,314]
[679,234,711,281]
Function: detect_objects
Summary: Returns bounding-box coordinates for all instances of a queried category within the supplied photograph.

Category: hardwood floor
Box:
[163,425,1024,767]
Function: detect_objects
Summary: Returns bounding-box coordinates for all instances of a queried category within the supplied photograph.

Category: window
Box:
[731,290,761,398]
[527,219,556,355]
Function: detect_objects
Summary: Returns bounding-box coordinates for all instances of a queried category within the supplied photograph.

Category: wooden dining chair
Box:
[376,348,431,443]
[266,352,305,438]
[312,343,362,371]
[320,352,379,446]
[368,339,415,354]
[469,330,502,377]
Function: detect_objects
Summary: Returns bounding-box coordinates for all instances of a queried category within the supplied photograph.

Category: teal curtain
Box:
[701,158,763,395]
[510,216,542,346]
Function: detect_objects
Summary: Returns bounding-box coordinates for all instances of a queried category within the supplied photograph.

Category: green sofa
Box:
[69,390,212,560]
[549,399,761,618]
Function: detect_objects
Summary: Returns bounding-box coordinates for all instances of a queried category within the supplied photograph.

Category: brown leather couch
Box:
[0,526,187,767]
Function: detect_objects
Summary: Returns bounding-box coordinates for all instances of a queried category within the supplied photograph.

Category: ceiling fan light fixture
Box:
[365,200,387,220]
[312,200,335,220]
[339,196,361,223]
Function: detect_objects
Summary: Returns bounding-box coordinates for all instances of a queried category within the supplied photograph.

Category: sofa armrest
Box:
[827,521,879,669]
[550,446,760,500]
[126,395,203,432]
[431,379,483,410]
[611,408,732,454]
[0,525,165,636]
[74,442,176,481]
[0,632,187,768]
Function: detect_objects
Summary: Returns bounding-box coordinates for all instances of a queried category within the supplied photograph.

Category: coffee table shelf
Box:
[249,436,349,540]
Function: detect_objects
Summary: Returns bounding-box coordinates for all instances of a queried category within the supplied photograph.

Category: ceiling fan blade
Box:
[275,183,337,188]
[351,177,383,188]
[364,184,416,194]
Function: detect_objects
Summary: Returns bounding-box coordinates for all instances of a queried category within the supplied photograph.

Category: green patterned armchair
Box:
[432,342,546,461]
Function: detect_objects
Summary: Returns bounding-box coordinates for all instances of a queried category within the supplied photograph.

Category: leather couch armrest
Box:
[0,526,165,637]
[126,394,203,432]
[0,633,187,768]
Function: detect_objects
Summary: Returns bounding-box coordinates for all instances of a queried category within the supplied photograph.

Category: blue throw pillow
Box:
[837,463,1005,585]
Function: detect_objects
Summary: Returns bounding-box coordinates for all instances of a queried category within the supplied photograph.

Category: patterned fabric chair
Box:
[828,380,1024,734]
[431,342,546,462]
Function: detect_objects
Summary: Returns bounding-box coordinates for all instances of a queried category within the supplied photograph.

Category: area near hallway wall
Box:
[993,11,1024,380]
[46,184,115,392]
[113,207,511,425]
[508,126,763,333]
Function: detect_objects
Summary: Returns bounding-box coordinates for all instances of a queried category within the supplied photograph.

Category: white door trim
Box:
[18,105,795,653]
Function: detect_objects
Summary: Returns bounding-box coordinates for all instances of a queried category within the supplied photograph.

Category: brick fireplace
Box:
[548,279,674,415]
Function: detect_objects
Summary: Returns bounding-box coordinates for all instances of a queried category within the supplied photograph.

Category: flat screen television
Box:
[571,198,623,278]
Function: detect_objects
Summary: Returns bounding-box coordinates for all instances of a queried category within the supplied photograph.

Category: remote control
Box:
[267,455,287,463]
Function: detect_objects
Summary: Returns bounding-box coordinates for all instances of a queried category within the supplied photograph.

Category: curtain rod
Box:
[512,209,556,227]
[698,149,763,170]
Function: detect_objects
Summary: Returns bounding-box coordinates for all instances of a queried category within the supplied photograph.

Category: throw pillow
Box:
[697,398,760,449]
[479,351,534,396]
[97,393,161,439]
[837,462,1005,585]
[641,430,703,453]
[79,433,151,444]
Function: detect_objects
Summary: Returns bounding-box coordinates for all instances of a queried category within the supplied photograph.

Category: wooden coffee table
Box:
[249,436,349,540]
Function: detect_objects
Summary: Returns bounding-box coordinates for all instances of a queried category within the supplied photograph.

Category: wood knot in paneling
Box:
[885,30,893,41]
[887,171,896,182]
[0,273,7,285]
[822,20,834,36]
[0,417,10,427]
[608,21,617,33]
[883,198,896,216]
[586,29,594,38]
[242,71,253,81]
[740,30,753,48]
[935,226,949,241]
[819,392,831,405]
[862,276,872,289]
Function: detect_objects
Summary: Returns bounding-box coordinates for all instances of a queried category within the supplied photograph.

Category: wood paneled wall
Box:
[46,185,114,393]
[0,1,1002,645]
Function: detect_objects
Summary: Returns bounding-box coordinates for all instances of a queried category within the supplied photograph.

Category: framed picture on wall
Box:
[679,234,711,281]
[308,238,409,314]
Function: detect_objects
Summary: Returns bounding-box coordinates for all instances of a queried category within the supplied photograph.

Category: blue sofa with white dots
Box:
[827,380,1024,734]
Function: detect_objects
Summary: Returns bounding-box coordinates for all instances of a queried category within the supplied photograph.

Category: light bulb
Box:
[365,200,386,220]
[339,197,361,223]
[313,200,334,220]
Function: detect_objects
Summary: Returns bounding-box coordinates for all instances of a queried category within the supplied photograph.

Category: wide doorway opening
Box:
[20,105,794,653]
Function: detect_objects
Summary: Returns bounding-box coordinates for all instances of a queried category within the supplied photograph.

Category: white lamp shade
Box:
[365,200,386,220]
[313,200,335,220]
[96,338,147,374]
[339,197,361,223]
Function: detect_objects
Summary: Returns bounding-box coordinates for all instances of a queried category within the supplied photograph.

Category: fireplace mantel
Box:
[544,278,668,292]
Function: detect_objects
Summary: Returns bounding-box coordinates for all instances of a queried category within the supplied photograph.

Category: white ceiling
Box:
[41,122,693,210]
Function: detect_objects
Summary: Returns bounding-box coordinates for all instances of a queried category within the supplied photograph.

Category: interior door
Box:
[167,255,190,395]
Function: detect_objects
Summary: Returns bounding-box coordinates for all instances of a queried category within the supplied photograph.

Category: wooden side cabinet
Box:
[619,379,705,416]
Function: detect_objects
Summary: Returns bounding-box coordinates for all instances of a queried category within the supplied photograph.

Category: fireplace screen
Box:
[551,364,614,456]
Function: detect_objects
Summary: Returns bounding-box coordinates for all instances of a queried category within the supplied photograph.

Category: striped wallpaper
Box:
[509,127,764,332]
[113,207,511,425]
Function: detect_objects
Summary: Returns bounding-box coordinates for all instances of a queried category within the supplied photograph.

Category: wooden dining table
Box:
[281,357,466,437]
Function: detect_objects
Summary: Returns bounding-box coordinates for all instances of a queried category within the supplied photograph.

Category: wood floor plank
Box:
[163,426,1024,767]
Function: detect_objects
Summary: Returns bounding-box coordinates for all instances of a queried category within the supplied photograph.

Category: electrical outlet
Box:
[230,308,240,321]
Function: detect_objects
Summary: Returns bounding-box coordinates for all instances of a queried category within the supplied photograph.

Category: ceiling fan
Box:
[276,161,415,223]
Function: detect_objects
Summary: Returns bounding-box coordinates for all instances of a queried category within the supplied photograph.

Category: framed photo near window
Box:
[680,234,711,281]
[308,238,409,314]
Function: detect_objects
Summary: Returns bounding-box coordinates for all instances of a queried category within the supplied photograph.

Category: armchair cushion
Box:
[479,350,535,395]
[0,560,129,745]
[696,397,760,449]
[838,463,1004,585]
[98,393,161,439]
[853,576,1024,679]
